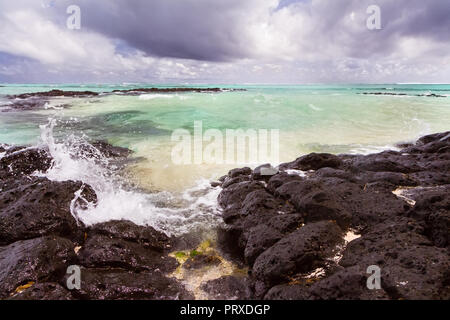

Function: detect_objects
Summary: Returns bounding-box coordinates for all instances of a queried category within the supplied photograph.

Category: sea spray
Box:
[37,118,223,237]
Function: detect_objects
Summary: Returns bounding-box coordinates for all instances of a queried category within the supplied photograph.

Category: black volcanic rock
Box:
[0,143,193,301]
[1,99,49,111]
[217,131,450,300]
[0,176,97,245]
[87,220,172,252]
[406,185,450,248]
[0,236,76,298]
[183,254,222,270]
[202,275,252,300]
[266,172,304,193]
[340,217,450,300]
[112,87,225,95]
[253,221,343,288]
[280,153,343,171]
[7,282,73,300]
[77,234,178,272]
[91,141,132,159]
[63,267,193,300]
[9,90,99,99]
[244,224,284,266]
[0,146,52,177]
[265,265,390,300]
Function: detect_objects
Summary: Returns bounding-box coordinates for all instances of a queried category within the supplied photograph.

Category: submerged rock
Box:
[9,90,99,99]
[91,141,132,159]
[202,275,252,300]
[183,254,222,270]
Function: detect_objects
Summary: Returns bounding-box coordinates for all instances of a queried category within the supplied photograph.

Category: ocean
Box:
[1,83,449,236]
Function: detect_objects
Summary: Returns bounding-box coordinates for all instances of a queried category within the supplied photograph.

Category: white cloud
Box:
[0,0,449,83]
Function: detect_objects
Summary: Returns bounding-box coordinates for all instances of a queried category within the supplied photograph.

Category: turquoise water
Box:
[1,84,449,153]
[0,84,449,233]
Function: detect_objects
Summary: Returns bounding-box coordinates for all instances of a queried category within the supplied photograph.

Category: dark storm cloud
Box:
[63,0,257,62]
[49,0,450,62]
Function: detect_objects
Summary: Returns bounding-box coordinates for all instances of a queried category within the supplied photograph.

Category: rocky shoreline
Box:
[215,131,450,300]
[0,131,449,300]
[0,142,193,300]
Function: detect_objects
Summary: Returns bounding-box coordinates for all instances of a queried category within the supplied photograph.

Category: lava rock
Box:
[228,167,252,178]
[244,225,284,266]
[253,221,343,289]
[340,217,450,300]
[266,172,303,194]
[252,163,278,181]
[91,141,132,159]
[9,90,99,99]
[0,147,52,177]
[406,185,450,247]
[77,234,178,272]
[0,236,76,298]
[7,282,74,300]
[281,153,343,171]
[265,265,389,300]
[202,275,252,300]
[63,267,193,300]
[0,177,97,245]
[183,254,222,270]
[87,220,172,252]
[217,131,450,300]
[218,181,265,224]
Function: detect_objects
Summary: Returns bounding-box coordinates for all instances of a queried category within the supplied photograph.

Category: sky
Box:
[0,0,449,84]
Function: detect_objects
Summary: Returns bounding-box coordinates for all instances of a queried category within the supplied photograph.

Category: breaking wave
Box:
[37,118,223,237]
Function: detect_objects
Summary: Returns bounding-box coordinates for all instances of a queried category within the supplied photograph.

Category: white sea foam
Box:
[284,169,308,177]
[138,94,190,101]
[349,145,399,155]
[138,94,175,100]
[308,103,322,111]
[44,102,64,110]
[37,119,223,236]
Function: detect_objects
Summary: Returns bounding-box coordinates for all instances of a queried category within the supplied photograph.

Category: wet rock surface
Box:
[183,254,222,270]
[0,142,191,300]
[62,267,194,300]
[1,132,449,300]
[0,146,97,245]
[0,236,76,298]
[8,90,100,99]
[201,275,252,300]
[78,234,179,272]
[217,131,450,300]
[7,282,74,300]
